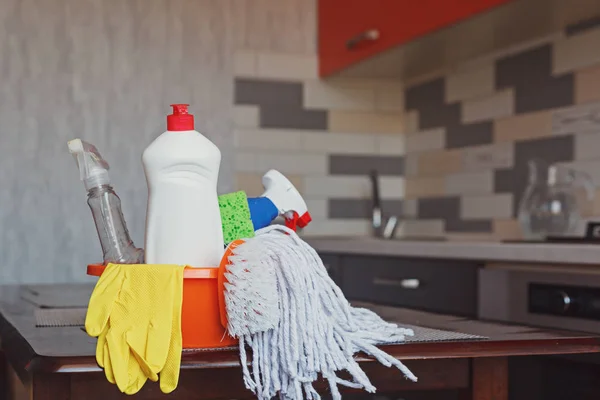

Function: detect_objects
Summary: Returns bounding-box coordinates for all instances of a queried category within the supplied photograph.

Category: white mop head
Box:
[223,225,417,400]
[224,239,280,337]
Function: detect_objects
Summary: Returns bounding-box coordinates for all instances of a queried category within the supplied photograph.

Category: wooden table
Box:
[1,285,600,399]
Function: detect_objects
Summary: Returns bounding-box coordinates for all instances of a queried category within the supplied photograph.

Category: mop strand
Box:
[223,225,417,400]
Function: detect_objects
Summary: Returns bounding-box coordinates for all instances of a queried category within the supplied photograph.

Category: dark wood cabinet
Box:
[0,351,6,400]
[507,354,600,400]
[342,255,478,317]
[319,253,479,317]
[320,254,342,285]
[337,390,468,399]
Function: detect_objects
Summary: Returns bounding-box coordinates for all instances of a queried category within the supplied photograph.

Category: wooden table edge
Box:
[24,336,600,374]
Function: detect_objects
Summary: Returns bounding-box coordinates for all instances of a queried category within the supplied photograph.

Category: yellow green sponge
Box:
[218,191,255,243]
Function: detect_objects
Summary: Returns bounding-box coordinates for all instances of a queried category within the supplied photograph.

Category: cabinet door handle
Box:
[346,29,380,50]
[373,277,420,289]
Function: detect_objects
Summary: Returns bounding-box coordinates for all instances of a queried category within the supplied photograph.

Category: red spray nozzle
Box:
[167,103,194,131]
[171,104,189,115]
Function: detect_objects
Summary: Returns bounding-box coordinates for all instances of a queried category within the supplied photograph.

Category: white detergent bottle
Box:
[142,104,224,267]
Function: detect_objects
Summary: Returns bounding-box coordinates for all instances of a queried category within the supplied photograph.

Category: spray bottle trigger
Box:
[284,211,299,231]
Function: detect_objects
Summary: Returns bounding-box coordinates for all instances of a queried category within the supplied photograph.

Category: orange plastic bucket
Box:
[86,242,243,349]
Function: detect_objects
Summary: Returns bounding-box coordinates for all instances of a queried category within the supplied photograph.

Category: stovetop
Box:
[503,237,600,244]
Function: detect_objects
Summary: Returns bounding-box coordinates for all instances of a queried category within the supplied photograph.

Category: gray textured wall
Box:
[0,0,237,284]
[0,0,317,284]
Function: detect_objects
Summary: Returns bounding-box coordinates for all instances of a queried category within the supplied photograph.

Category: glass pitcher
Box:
[518,159,594,240]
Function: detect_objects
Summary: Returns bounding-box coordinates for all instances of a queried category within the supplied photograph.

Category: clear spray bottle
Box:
[68,139,144,264]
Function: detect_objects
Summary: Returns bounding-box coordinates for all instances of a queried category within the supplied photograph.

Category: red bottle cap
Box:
[167,104,194,131]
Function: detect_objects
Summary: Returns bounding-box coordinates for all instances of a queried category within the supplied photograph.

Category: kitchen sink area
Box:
[303,234,447,241]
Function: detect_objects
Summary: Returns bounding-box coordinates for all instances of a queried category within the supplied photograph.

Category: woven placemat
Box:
[402,324,486,342]
[35,308,87,327]
[182,324,488,351]
[22,284,94,308]
[33,308,487,342]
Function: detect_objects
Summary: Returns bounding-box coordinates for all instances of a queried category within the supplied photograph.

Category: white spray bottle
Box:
[142,104,224,267]
[68,139,144,264]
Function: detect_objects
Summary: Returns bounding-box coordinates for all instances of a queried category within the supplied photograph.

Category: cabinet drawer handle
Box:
[373,277,421,289]
[346,29,380,50]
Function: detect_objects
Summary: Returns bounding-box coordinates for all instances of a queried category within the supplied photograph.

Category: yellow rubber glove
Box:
[89,267,148,394]
[85,263,184,395]
[97,322,149,394]
[158,287,183,393]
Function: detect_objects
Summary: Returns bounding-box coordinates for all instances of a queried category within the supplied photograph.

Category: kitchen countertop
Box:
[304,236,600,265]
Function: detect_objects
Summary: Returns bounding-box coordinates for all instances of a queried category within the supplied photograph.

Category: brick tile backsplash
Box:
[235,78,302,107]
[565,16,600,36]
[446,120,494,149]
[406,128,445,152]
[256,53,318,80]
[461,89,514,124]
[553,28,600,75]
[235,78,328,130]
[417,196,460,219]
[513,73,574,114]
[445,171,493,195]
[416,196,493,233]
[302,131,379,154]
[575,132,600,160]
[303,176,404,198]
[495,45,552,90]
[329,155,405,176]
[328,110,404,133]
[376,135,406,155]
[402,198,418,217]
[233,21,600,238]
[405,177,446,198]
[405,110,420,133]
[375,85,405,111]
[553,101,600,136]
[559,160,600,186]
[418,101,461,131]
[234,128,305,151]
[446,219,492,233]
[261,106,328,130]
[445,64,495,103]
[398,220,444,238]
[300,219,371,236]
[404,153,420,177]
[575,65,600,104]
[493,219,522,239]
[236,151,328,175]
[304,199,328,219]
[417,149,462,176]
[328,199,403,219]
[302,80,376,111]
[460,194,513,219]
[463,143,514,171]
[405,77,445,110]
[493,110,553,143]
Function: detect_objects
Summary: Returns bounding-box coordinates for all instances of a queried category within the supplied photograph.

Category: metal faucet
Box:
[369,170,399,239]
